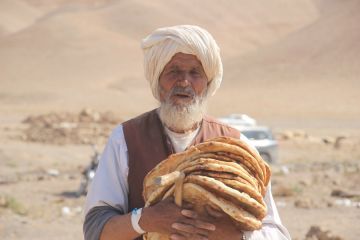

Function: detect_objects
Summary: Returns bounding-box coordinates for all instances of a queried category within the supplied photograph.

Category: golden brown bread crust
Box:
[207,137,271,187]
[177,158,258,190]
[185,175,266,219]
[182,183,262,230]
[144,140,271,197]
[143,136,271,240]
[144,182,262,240]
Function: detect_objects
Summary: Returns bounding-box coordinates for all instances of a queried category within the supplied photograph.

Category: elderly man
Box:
[83,25,291,240]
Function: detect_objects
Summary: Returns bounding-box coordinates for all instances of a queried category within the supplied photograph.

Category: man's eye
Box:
[170,70,181,75]
[190,70,200,76]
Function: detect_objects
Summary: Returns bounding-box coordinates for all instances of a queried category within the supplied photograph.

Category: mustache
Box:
[168,86,195,99]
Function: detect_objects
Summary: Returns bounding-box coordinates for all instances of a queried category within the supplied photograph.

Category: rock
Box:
[280,166,290,175]
[80,108,100,122]
[21,110,123,145]
[61,206,82,217]
[294,198,314,209]
[307,136,324,144]
[334,136,346,149]
[47,169,60,177]
[272,185,295,197]
[334,198,360,208]
[0,195,7,207]
[305,225,343,240]
[326,200,334,208]
[292,130,308,139]
[101,111,121,124]
[275,201,287,207]
[61,206,72,217]
[331,189,360,198]
[299,179,312,187]
[278,130,308,140]
[322,137,336,145]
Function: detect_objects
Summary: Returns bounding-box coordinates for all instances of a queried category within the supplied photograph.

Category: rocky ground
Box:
[0,110,360,240]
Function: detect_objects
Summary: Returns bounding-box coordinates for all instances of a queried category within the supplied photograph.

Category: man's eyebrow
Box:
[167,65,179,70]
[166,64,203,71]
[192,66,204,71]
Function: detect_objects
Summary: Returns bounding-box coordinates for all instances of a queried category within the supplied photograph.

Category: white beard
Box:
[159,93,208,132]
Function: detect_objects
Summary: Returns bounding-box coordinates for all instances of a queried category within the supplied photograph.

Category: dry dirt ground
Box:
[1,1,360,239]
[0,111,359,240]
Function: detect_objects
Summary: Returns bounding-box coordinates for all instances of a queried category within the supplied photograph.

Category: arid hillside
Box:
[217,0,360,126]
[0,0,325,121]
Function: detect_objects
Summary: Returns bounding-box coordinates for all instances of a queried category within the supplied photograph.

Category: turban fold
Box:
[141,25,223,101]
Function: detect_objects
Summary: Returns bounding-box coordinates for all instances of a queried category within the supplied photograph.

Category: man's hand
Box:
[140,198,216,240]
[204,205,244,240]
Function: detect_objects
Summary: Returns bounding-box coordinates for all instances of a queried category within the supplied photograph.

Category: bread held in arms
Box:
[142,136,271,240]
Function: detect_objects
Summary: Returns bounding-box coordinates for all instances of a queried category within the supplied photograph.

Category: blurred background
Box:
[0,0,359,239]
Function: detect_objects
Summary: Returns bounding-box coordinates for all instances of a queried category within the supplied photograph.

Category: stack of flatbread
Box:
[143,136,271,240]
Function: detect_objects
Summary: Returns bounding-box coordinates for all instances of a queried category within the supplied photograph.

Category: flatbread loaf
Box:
[143,136,271,240]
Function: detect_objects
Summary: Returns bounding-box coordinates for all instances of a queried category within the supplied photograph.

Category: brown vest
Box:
[122,108,240,211]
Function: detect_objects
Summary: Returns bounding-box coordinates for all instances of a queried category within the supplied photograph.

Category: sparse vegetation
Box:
[0,195,28,216]
[5,161,17,168]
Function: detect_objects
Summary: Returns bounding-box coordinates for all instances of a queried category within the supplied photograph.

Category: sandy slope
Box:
[0,0,321,119]
[0,0,42,36]
[216,0,360,125]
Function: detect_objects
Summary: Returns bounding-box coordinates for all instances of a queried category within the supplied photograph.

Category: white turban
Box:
[141,25,223,101]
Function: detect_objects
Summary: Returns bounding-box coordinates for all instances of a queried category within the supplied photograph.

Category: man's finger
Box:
[190,235,209,240]
[170,233,187,240]
[180,209,216,231]
[181,209,198,219]
[173,220,212,237]
[170,233,208,240]
[205,205,224,218]
[172,222,196,234]
[182,201,194,209]
[195,219,216,231]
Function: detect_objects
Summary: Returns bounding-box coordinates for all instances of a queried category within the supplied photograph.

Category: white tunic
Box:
[84,124,291,240]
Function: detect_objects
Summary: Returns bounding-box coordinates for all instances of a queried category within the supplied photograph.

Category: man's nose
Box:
[176,73,191,87]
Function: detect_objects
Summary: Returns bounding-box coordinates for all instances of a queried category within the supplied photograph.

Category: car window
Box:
[241,130,273,140]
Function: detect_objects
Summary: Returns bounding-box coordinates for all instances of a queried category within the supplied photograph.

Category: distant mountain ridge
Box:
[0,0,358,125]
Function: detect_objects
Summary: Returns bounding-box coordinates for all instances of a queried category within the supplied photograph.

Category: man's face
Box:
[159,53,208,105]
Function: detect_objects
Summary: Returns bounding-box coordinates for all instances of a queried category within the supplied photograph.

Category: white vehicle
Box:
[218,115,278,163]
[218,114,257,127]
[239,126,278,164]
